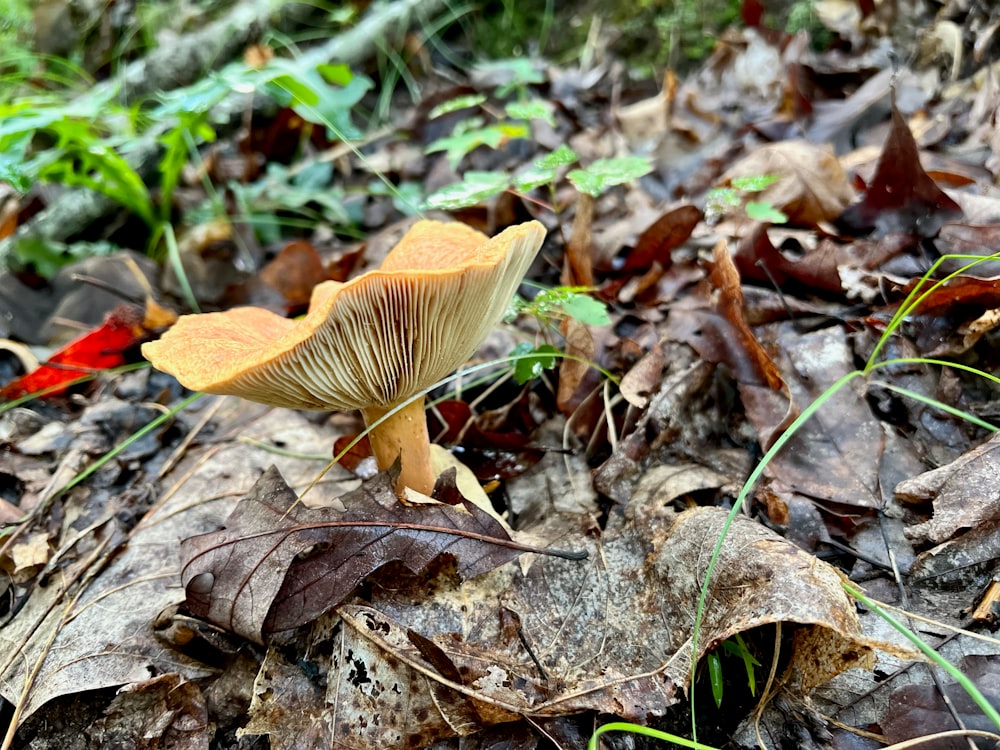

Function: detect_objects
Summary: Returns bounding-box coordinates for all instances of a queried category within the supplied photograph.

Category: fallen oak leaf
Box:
[181,466,585,642]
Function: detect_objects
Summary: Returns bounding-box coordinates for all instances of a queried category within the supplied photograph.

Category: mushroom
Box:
[142,219,546,497]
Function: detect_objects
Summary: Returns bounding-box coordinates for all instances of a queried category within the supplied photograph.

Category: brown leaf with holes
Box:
[181,466,584,643]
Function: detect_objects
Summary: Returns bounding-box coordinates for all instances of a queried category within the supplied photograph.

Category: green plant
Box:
[683,250,1000,743]
[706,632,761,709]
[705,174,788,225]
[0,50,372,275]
[508,285,611,385]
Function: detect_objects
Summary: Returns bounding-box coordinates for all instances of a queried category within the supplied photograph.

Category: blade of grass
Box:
[844,583,1000,731]
[162,222,201,313]
[869,380,998,433]
[587,722,721,750]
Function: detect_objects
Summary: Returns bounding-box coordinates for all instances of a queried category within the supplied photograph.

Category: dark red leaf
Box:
[836,99,962,237]
[620,205,701,273]
[733,224,843,296]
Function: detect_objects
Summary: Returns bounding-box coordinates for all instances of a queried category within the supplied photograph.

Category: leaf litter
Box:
[3,2,1000,748]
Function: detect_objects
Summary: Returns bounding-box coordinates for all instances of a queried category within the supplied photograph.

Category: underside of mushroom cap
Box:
[142,220,546,411]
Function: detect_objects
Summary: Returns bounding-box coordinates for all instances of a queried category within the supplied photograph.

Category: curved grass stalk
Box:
[865,251,1000,371]
[587,722,720,750]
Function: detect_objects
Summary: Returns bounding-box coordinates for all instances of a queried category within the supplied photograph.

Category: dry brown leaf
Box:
[181,466,584,643]
[235,502,880,747]
[897,432,1000,545]
[719,140,854,226]
[0,405,344,724]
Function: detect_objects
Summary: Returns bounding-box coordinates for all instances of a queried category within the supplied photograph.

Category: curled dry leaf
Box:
[181,466,586,643]
[897,432,1000,545]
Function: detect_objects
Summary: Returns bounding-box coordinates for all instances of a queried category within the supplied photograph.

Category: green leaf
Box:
[536,144,578,169]
[706,187,740,208]
[0,131,33,191]
[511,342,560,385]
[428,94,487,119]
[426,122,528,169]
[561,293,611,326]
[423,171,510,210]
[567,156,652,197]
[731,173,780,192]
[745,201,788,223]
[708,651,724,709]
[513,164,557,192]
[318,63,353,86]
[505,99,555,126]
[268,73,319,106]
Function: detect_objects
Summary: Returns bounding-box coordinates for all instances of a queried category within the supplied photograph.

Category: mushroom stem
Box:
[361,398,436,497]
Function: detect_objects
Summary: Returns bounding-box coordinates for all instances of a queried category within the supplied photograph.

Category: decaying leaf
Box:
[897,432,1000,545]
[669,240,785,391]
[181,466,585,643]
[233,502,881,748]
[0,404,345,725]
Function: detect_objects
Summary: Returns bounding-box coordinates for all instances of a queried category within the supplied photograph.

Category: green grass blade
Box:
[844,584,1000,731]
[587,722,721,750]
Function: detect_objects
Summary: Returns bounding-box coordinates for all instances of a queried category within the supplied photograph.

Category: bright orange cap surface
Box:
[142,220,546,411]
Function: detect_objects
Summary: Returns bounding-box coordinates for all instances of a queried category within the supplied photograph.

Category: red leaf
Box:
[0,306,146,401]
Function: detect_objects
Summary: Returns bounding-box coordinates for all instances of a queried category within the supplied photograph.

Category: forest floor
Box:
[2,1,1000,748]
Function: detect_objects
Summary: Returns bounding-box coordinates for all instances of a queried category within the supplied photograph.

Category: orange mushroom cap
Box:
[141,220,546,411]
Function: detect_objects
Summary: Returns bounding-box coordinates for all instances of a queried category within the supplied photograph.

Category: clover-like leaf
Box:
[423,171,511,210]
[567,155,652,197]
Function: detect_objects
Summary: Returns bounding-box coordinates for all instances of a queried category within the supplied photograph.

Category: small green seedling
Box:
[508,285,611,385]
[706,632,761,708]
[705,174,788,225]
